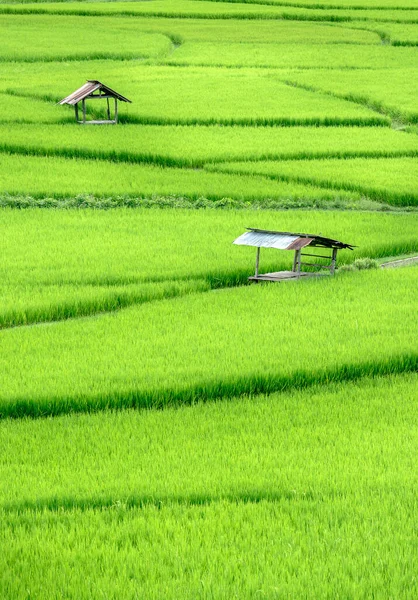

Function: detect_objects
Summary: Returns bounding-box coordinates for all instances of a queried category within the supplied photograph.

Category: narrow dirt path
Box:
[381,256,418,268]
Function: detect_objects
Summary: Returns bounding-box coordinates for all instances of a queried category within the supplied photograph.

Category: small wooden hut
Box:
[59,80,131,124]
[233,228,355,282]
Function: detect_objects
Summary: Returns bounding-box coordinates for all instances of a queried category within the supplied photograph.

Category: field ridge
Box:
[1,352,417,420]
[2,142,418,168]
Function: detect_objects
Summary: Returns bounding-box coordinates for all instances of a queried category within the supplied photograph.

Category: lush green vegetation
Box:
[209,156,418,205]
[1,373,417,597]
[202,0,418,7]
[284,67,418,123]
[3,123,418,164]
[0,16,172,61]
[2,1,417,24]
[2,208,417,328]
[1,372,416,508]
[1,15,383,44]
[165,42,418,68]
[1,0,417,596]
[1,152,360,201]
[2,65,388,126]
[351,21,418,44]
[0,91,67,122]
[1,267,417,418]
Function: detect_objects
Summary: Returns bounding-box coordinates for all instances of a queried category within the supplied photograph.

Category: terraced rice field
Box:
[0,0,417,597]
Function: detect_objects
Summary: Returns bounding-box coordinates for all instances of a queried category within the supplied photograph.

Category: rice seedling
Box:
[0,267,416,418]
[0,15,173,62]
[2,491,417,600]
[0,62,388,126]
[147,16,382,43]
[0,151,361,202]
[350,21,418,45]
[0,15,383,45]
[0,374,417,598]
[0,0,320,19]
[0,280,211,329]
[207,156,418,206]
[0,91,65,123]
[1,207,417,328]
[165,42,418,68]
[282,67,418,123]
[0,371,415,508]
[2,124,417,167]
[2,1,417,24]
[205,0,418,8]
[0,5,416,598]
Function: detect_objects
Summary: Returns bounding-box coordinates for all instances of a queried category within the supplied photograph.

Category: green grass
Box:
[2,491,417,599]
[208,156,418,206]
[2,207,417,328]
[0,267,417,418]
[2,124,417,166]
[0,152,361,202]
[202,0,418,8]
[0,0,322,18]
[351,21,418,45]
[0,15,173,61]
[0,6,417,597]
[0,63,389,126]
[0,372,416,508]
[1,373,417,598]
[2,1,417,24]
[282,67,418,123]
[0,15,383,44]
[165,42,418,68]
[3,208,417,286]
[0,92,66,123]
[0,280,212,329]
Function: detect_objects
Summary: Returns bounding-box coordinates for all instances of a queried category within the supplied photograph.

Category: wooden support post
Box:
[296,249,302,278]
[107,97,110,121]
[292,250,298,272]
[114,98,118,124]
[74,103,79,122]
[82,99,86,124]
[255,247,260,277]
[330,248,338,275]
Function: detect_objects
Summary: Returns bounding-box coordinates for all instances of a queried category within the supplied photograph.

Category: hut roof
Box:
[58,80,132,105]
[233,228,355,250]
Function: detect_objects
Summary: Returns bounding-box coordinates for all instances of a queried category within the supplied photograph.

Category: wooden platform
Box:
[249,270,328,283]
[78,120,116,125]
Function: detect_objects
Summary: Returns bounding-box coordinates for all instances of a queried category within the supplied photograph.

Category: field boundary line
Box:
[0,353,416,420]
[0,486,368,515]
[279,77,413,126]
[0,279,217,332]
[1,143,417,169]
[192,0,418,11]
[205,161,418,206]
[381,256,418,268]
[0,87,391,128]
[1,192,407,212]
[1,5,417,23]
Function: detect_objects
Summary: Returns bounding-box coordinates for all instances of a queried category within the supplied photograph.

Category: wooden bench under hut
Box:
[59,80,131,125]
[233,228,355,282]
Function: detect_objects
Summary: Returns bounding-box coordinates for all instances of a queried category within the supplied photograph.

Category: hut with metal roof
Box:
[233,228,354,282]
[59,80,131,125]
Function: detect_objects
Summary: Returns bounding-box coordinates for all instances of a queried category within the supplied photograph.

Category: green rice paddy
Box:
[1,0,417,597]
